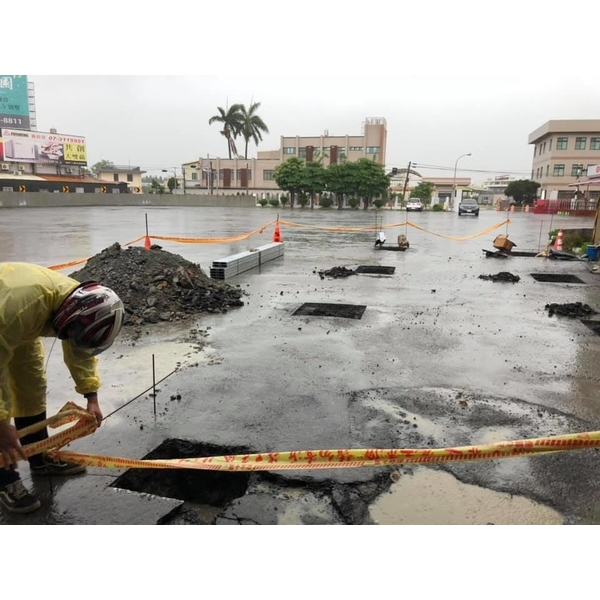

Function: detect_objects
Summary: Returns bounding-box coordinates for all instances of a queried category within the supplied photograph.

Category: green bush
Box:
[269,198,280,207]
[373,199,385,209]
[280,195,289,206]
[319,196,334,208]
[348,197,360,209]
[298,194,308,208]
[432,204,444,212]
[258,198,268,207]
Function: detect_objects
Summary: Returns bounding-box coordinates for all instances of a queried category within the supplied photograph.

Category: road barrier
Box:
[5,403,600,473]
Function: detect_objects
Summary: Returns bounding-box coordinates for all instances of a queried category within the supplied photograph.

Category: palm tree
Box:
[240,102,269,159]
[208,104,244,159]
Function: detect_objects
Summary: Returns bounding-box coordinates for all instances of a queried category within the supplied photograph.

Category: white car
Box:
[406,198,424,212]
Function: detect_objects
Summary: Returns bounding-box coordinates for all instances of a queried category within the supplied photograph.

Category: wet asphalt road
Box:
[1,206,599,524]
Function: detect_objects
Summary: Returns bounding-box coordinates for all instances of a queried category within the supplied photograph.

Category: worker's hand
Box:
[0,419,26,469]
[86,398,103,428]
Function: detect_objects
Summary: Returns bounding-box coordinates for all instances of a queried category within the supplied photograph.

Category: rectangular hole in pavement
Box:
[580,320,600,336]
[530,273,586,284]
[293,303,367,319]
[112,439,251,506]
[355,265,396,275]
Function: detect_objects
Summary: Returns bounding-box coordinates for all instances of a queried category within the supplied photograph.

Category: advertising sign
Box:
[587,164,600,179]
[0,128,87,165]
[0,75,30,130]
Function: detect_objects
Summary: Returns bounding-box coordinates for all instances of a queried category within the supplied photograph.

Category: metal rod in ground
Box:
[152,354,156,416]
[145,213,149,237]
[538,220,543,252]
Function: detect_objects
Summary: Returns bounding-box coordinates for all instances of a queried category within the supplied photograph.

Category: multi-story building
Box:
[529,120,600,201]
[182,117,387,196]
[96,165,146,193]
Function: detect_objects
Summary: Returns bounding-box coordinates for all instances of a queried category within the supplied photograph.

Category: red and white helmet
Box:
[52,281,124,358]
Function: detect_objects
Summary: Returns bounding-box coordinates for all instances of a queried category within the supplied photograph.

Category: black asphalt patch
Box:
[531,273,586,284]
[293,303,367,319]
[355,266,396,275]
[580,320,600,336]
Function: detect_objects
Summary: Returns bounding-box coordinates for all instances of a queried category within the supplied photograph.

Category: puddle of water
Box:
[370,467,563,525]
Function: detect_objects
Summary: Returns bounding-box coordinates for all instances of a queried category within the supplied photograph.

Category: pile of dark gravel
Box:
[545,302,597,318]
[478,272,521,283]
[70,243,245,326]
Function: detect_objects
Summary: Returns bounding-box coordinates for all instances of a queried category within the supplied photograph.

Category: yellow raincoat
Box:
[0,262,100,422]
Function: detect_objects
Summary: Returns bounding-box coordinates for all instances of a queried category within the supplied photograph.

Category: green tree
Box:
[208,104,244,159]
[300,161,326,209]
[91,159,114,176]
[273,158,305,208]
[410,181,435,204]
[240,102,269,159]
[167,177,178,193]
[505,179,541,206]
[354,158,391,210]
[325,161,359,210]
[150,179,164,195]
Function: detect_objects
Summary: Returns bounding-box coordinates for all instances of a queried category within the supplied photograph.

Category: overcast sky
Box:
[12,0,600,184]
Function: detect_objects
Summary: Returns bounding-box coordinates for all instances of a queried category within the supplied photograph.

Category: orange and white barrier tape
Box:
[5,403,600,472]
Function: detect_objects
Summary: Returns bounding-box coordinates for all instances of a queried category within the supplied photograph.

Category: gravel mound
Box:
[70,243,245,326]
[316,266,356,280]
[478,272,520,283]
[545,302,597,318]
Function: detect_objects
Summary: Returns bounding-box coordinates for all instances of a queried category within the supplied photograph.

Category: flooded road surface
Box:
[370,466,563,525]
[2,206,600,525]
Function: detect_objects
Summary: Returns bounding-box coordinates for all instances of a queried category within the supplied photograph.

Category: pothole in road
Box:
[293,303,367,319]
[112,439,251,509]
[531,273,586,284]
[355,265,396,275]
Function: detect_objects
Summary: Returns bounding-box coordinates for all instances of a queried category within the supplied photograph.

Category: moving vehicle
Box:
[458,198,480,216]
[406,198,424,212]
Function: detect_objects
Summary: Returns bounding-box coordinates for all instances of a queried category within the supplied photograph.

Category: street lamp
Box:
[451,153,471,210]
[162,168,178,194]
[182,164,196,195]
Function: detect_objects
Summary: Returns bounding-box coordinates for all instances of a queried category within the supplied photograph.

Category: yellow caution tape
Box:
[5,404,600,472]
[407,219,511,241]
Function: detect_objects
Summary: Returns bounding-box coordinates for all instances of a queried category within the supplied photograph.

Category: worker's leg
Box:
[9,339,48,467]
[9,339,85,476]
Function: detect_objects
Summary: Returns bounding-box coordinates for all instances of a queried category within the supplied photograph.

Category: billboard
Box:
[0,128,87,166]
[0,75,30,130]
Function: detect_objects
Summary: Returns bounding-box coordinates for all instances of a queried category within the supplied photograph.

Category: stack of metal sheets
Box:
[210,242,284,280]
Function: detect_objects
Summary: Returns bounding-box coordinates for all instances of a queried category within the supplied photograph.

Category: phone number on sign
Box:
[47,135,85,143]
[0,117,26,125]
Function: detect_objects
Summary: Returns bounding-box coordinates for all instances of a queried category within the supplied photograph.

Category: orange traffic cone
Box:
[554,229,564,251]
[144,235,152,250]
[273,223,282,243]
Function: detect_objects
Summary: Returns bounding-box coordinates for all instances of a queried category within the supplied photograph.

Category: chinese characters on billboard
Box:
[0,129,87,166]
[0,75,30,130]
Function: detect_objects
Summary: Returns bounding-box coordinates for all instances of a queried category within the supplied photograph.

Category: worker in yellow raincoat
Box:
[0,262,124,514]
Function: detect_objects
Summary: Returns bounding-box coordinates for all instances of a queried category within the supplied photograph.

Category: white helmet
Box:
[52,281,124,358]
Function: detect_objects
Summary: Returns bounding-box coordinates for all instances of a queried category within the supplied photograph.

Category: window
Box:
[533,147,536,157]
[553,164,565,177]
[263,170,275,181]
[349,146,363,152]
[283,147,296,154]
[543,142,546,153]
[366,146,380,154]
[191,172,198,180]
[235,169,252,180]
[575,137,586,150]
[546,165,549,176]
[571,164,584,177]
[549,139,552,151]
[298,148,306,158]
[556,137,568,150]
[113,173,119,182]
[127,174,133,182]
[591,137,600,150]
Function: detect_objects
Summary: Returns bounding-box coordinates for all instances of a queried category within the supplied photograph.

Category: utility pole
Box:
[401,161,412,207]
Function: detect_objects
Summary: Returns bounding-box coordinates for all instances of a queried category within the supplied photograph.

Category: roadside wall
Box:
[0,192,257,209]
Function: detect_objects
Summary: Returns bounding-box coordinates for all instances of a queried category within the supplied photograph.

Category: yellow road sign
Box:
[19,185,26,192]
[62,185,69,193]
[101,186,107,193]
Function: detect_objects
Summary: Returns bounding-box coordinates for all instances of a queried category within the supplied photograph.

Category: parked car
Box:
[458,198,480,216]
[406,198,424,212]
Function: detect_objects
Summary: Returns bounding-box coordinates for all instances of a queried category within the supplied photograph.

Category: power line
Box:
[411,163,531,175]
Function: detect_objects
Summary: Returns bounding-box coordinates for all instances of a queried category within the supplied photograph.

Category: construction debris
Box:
[478,272,521,283]
[70,243,245,326]
[316,266,356,280]
[545,302,598,318]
